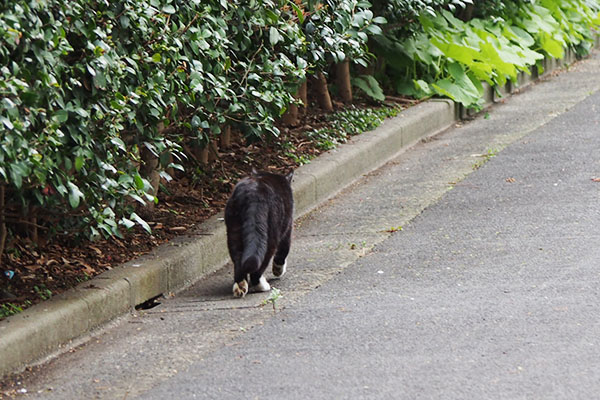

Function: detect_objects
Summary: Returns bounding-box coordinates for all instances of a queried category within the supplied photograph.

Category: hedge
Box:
[0,0,382,244]
[373,0,600,108]
[0,0,599,256]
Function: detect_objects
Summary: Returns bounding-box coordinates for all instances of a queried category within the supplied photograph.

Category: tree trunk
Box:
[459,4,474,21]
[199,146,209,165]
[208,140,219,162]
[312,72,333,112]
[282,103,299,127]
[283,81,308,126]
[336,59,352,103]
[29,214,38,245]
[220,125,232,149]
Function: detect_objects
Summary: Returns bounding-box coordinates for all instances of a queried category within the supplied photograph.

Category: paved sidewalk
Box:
[157,90,600,400]
[3,51,600,399]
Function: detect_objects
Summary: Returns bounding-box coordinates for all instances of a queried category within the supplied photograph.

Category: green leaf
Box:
[110,137,126,151]
[131,212,152,234]
[54,110,69,123]
[162,5,176,14]
[133,174,145,190]
[269,27,282,46]
[430,36,477,66]
[479,42,517,80]
[431,78,480,108]
[10,162,30,189]
[265,9,278,23]
[74,107,89,118]
[0,116,14,130]
[396,80,416,97]
[120,217,135,229]
[289,2,304,24]
[159,170,173,182]
[67,182,84,209]
[93,71,107,89]
[508,26,535,47]
[75,156,84,171]
[447,63,480,97]
[414,80,433,96]
[351,75,385,102]
[191,115,202,128]
[129,193,146,205]
[168,163,184,172]
[55,184,67,196]
[90,226,100,239]
[539,32,564,58]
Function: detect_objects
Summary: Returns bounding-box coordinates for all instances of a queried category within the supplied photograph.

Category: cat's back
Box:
[253,172,293,211]
[232,172,290,200]
[225,170,293,218]
[226,174,270,215]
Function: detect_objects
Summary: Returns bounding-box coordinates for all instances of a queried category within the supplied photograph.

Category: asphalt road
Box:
[6,52,600,399]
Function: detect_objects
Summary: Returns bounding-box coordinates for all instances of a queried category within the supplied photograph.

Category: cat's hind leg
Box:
[233,264,249,298]
[250,273,271,292]
[272,229,291,278]
[255,276,271,292]
[272,260,286,278]
[250,254,271,292]
[232,280,249,297]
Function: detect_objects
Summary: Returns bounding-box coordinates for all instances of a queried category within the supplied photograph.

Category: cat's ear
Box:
[251,167,259,177]
[285,170,294,183]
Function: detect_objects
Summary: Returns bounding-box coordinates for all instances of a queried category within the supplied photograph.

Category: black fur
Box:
[225,169,294,290]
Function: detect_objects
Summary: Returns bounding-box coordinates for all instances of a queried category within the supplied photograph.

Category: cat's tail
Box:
[240,201,268,275]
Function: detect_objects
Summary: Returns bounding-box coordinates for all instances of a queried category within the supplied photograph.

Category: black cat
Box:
[225,168,294,297]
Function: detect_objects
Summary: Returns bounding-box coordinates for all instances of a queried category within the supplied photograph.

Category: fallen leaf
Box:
[78,262,96,275]
[506,177,516,183]
[89,246,102,256]
[591,177,600,182]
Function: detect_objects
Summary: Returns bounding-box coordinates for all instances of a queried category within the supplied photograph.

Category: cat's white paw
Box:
[272,260,287,278]
[233,280,249,297]
[254,276,271,292]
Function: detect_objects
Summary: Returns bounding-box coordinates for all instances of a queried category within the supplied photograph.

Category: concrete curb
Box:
[0,47,586,379]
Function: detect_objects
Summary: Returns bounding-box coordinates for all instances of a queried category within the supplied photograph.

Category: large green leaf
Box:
[352,75,386,102]
[479,42,517,81]
[539,32,565,58]
[447,63,482,99]
[430,36,478,66]
[507,26,536,47]
[431,79,480,108]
